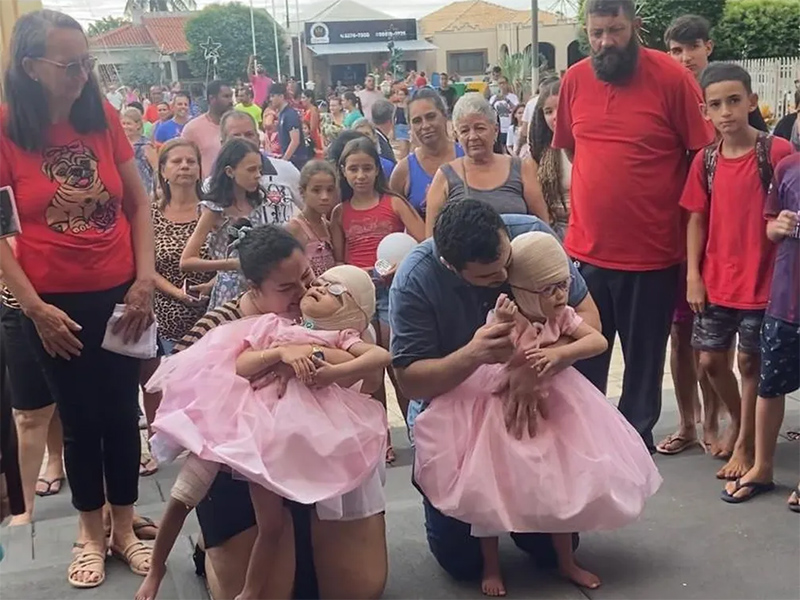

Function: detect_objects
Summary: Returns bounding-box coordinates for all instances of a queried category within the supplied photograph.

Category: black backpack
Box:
[704,132,774,198]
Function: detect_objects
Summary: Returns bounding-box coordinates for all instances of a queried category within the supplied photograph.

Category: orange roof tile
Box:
[421,0,559,37]
[89,12,191,55]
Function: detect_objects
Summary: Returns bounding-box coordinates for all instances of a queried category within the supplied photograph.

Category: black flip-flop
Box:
[35,477,64,497]
[721,478,776,504]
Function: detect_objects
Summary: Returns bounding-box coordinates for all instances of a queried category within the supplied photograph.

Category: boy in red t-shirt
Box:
[680,63,793,482]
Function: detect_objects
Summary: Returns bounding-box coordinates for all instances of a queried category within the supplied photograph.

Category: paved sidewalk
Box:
[2,345,799,599]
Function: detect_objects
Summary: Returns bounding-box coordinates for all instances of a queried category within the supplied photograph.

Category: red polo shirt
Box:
[553,48,715,271]
[0,101,136,294]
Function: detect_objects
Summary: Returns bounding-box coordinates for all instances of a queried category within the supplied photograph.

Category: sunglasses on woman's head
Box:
[34,55,97,79]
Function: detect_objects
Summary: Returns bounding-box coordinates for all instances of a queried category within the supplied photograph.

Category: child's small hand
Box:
[280,345,312,365]
[525,346,568,378]
[686,274,706,314]
[290,357,317,383]
[309,355,343,388]
[771,210,799,239]
[494,294,518,323]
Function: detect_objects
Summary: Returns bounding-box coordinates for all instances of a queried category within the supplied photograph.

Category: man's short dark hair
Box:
[434,199,508,271]
[585,0,635,20]
[239,225,303,285]
[371,99,395,125]
[173,91,191,103]
[270,83,287,97]
[664,14,711,45]
[700,62,753,95]
[206,80,228,100]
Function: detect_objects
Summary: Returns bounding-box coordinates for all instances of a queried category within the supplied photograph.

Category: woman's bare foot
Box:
[560,562,601,589]
[716,445,754,480]
[8,513,32,526]
[656,429,698,455]
[481,565,506,596]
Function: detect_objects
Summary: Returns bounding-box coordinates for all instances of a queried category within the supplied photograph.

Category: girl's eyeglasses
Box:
[34,56,97,79]
[511,276,572,297]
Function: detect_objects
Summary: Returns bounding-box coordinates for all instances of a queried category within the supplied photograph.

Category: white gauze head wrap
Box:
[508,232,570,320]
[304,265,376,333]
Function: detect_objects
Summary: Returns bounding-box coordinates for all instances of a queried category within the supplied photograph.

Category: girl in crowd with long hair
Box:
[180,138,270,308]
[331,137,425,463]
[342,91,364,128]
[530,79,570,240]
[286,160,337,277]
[506,103,527,157]
[121,106,157,194]
[300,88,323,158]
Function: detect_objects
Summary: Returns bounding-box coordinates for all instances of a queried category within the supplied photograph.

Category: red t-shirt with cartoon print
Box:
[0,101,136,294]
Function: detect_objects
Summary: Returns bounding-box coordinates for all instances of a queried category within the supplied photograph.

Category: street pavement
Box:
[2,342,799,600]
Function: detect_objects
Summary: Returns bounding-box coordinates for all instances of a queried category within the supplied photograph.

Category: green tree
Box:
[119,51,164,90]
[185,3,286,84]
[577,0,727,52]
[87,16,130,37]
[125,0,197,14]
[713,0,800,59]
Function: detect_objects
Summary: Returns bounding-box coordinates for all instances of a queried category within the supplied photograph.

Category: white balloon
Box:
[376,232,417,267]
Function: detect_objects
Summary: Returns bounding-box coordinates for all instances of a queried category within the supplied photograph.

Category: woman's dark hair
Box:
[128,101,145,113]
[530,79,561,163]
[206,138,266,209]
[325,129,365,167]
[239,224,303,286]
[510,103,525,129]
[434,199,508,271]
[337,136,390,201]
[343,91,363,115]
[301,88,315,102]
[2,10,107,152]
[299,159,337,191]
[157,138,204,208]
[408,86,448,118]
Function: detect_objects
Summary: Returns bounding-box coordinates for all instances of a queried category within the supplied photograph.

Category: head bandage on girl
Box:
[308,265,376,333]
[507,232,570,320]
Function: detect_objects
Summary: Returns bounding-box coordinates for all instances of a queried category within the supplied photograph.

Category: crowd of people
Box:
[1,1,799,599]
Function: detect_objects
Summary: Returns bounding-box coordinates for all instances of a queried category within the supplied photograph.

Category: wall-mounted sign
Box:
[305,19,417,45]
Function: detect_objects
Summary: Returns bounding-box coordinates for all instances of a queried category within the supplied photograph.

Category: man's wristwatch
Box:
[310,345,324,361]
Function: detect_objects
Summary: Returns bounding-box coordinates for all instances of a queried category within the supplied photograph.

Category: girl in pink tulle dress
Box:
[136,265,388,600]
[413,232,662,596]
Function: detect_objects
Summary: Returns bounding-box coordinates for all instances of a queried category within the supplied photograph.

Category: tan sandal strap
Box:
[119,541,152,567]
[69,552,105,574]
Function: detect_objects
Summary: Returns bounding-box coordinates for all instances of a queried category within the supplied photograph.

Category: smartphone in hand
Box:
[0,186,21,239]
[182,279,201,299]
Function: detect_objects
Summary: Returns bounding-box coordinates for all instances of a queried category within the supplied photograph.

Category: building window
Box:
[177,60,193,80]
[447,51,487,77]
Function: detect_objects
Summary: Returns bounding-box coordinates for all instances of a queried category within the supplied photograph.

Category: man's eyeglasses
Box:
[34,56,97,79]
[511,276,572,297]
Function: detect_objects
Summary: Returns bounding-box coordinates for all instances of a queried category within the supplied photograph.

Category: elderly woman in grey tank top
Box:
[424,93,550,237]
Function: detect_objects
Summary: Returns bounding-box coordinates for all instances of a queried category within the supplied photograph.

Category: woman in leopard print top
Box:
[139,139,214,474]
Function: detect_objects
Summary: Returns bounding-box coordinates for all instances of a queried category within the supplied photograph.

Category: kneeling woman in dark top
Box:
[172,225,388,599]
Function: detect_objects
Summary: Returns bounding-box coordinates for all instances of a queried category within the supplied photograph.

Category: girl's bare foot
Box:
[481,566,506,596]
[8,513,32,526]
[702,427,725,456]
[714,425,737,460]
[716,446,754,480]
[560,563,601,589]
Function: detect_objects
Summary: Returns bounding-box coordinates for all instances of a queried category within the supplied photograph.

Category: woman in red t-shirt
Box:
[330,136,425,463]
[0,10,156,588]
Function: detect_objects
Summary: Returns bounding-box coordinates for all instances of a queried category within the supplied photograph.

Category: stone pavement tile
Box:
[0,522,33,572]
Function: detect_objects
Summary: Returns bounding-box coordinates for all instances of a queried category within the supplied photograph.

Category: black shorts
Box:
[692,304,765,355]
[0,304,55,411]
[195,471,319,599]
[758,316,800,398]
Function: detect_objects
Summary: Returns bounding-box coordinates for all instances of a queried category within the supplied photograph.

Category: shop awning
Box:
[308,39,438,56]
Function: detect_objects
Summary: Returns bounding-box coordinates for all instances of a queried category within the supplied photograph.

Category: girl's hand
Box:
[494,294,518,323]
[308,355,344,388]
[28,302,83,360]
[280,345,312,365]
[290,357,316,383]
[525,346,568,378]
[179,292,208,308]
[113,278,155,343]
[189,281,215,298]
[686,274,706,314]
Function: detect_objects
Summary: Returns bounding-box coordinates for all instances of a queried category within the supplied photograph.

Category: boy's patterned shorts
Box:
[691,304,764,355]
[759,316,800,398]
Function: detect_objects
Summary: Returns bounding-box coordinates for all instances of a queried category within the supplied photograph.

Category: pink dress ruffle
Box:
[147,314,387,507]
[414,308,662,535]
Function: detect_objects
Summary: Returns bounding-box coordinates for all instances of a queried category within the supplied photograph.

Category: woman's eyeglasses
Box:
[34,56,97,79]
[511,276,572,297]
